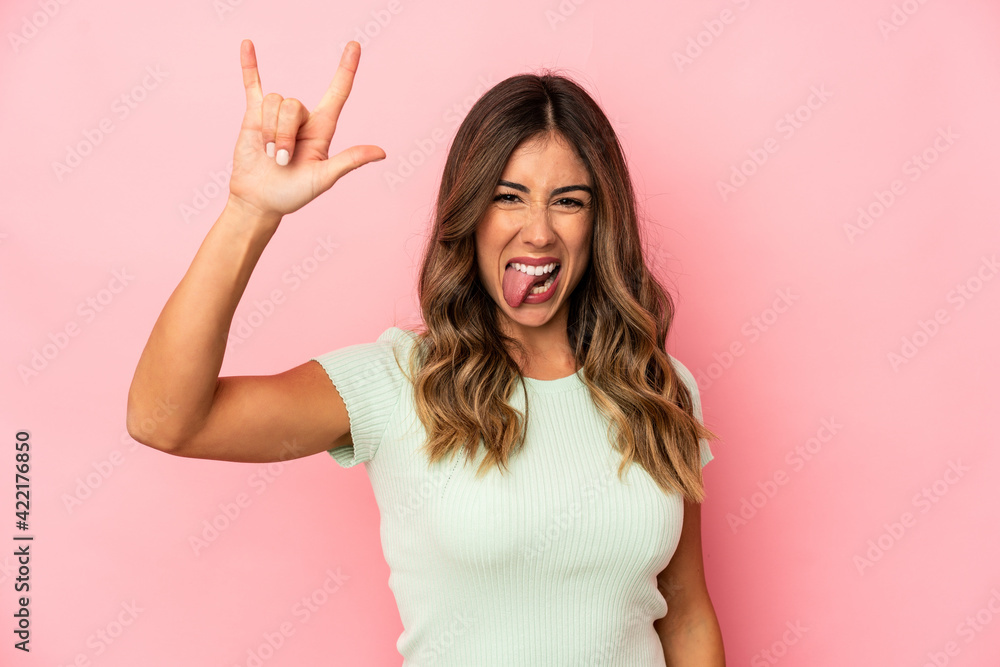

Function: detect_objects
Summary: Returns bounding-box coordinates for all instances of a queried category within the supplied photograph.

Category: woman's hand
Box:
[228,39,386,219]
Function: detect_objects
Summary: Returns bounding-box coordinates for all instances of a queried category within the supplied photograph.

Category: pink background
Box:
[2,0,999,665]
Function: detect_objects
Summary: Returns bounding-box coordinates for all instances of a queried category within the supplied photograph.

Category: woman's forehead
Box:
[500,135,591,184]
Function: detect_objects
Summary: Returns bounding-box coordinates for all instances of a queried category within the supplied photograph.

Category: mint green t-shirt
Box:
[311,327,714,667]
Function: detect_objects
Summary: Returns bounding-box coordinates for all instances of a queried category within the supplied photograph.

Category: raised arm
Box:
[126,39,384,463]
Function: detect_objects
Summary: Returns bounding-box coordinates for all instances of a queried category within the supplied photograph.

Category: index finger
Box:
[240,39,264,111]
[311,41,362,136]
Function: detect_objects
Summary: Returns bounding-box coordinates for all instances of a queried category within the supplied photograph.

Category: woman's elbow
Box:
[125,393,186,454]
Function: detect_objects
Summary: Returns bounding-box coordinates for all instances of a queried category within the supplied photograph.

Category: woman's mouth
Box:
[502,262,561,307]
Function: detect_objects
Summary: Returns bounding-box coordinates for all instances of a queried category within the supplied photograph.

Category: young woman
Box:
[127,39,726,666]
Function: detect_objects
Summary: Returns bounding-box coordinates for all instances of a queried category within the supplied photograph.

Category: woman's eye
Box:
[492,194,587,209]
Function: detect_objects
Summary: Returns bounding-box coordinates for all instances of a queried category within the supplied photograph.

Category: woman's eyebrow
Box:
[498,180,593,196]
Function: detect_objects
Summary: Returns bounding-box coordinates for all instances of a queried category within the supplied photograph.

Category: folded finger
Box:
[274,98,310,166]
[261,92,283,158]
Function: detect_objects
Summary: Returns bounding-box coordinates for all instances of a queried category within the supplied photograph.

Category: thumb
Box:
[316,144,387,191]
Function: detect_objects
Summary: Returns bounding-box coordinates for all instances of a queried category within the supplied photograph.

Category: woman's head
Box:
[473,130,593,339]
[408,71,717,502]
[418,71,643,359]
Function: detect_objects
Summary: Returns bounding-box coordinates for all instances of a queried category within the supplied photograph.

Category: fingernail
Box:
[266,142,275,158]
[276,148,289,166]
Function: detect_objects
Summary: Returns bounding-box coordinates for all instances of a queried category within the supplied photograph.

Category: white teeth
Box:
[510,262,559,276]
[529,271,558,295]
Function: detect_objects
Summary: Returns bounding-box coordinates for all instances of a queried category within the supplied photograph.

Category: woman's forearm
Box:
[126,196,281,449]
[658,602,726,666]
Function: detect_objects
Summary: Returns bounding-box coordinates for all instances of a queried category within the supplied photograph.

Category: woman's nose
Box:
[519,204,556,245]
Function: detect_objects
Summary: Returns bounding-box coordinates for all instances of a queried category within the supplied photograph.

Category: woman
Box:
[127,39,726,666]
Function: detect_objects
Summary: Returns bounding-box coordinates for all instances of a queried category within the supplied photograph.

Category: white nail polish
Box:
[266,142,275,158]
[276,149,289,166]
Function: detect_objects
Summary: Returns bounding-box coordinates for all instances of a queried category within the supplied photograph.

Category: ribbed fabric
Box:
[311,327,714,667]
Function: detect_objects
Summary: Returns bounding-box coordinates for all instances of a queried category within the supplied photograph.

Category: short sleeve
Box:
[668,355,714,469]
[310,327,415,468]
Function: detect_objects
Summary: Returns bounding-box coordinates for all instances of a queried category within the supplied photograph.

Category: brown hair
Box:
[397,71,718,502]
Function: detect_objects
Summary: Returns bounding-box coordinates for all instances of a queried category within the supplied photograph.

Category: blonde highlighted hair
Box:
[395,71,718,502]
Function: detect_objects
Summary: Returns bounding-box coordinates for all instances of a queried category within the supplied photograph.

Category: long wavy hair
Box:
[396,71,719,502]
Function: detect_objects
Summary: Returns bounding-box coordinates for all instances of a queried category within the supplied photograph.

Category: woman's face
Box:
[475,131,594,337]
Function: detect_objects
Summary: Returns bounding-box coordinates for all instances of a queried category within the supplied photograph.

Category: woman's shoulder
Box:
[379,326,419,343]
[666,353,698,394]
[378,326,420,355]
[376,326,423,371]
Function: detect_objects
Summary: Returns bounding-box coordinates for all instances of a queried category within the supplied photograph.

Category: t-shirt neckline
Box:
[521,368,586,394]
[390,327,587,394]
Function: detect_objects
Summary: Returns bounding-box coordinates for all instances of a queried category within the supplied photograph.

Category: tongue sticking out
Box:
[502,265,554,308]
